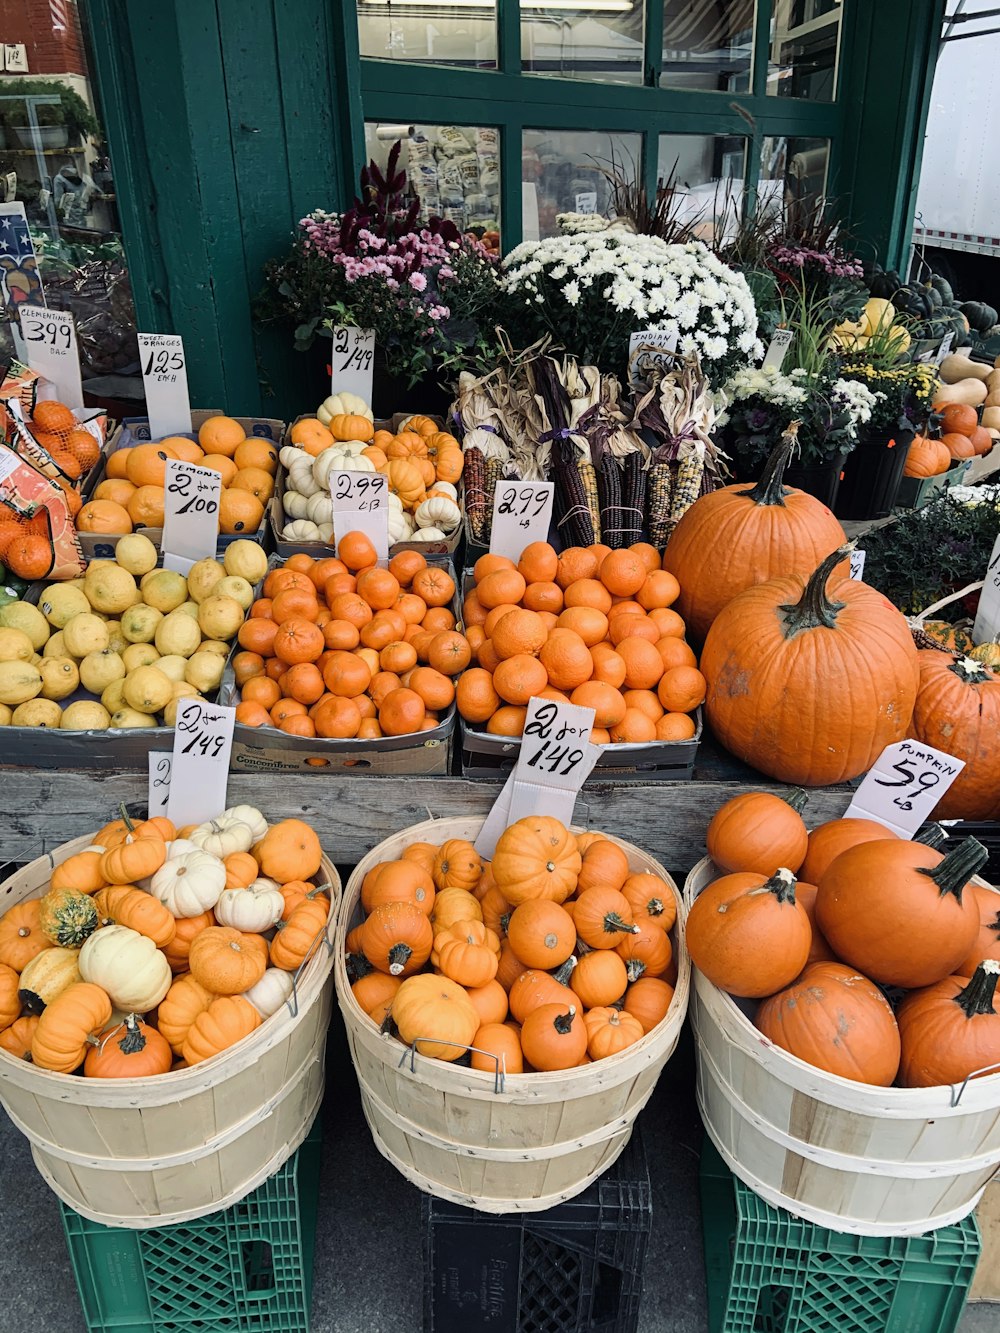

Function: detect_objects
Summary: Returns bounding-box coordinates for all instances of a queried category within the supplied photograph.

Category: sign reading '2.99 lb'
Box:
[489,481,554,561]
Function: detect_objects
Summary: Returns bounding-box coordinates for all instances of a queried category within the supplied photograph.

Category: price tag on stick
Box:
[137,332,192,439]
[167,698,235,828]
[329,325,375,406]
[490,481,554,561]
[850,549,866,580]
[19,304,83,408]
[162,459,222,573]
[148,752,172,817]
[973,534,1000,644]
[331,469,389,562]
[843,740,965,838]
[627,326,679,389]
[762,327,794,371]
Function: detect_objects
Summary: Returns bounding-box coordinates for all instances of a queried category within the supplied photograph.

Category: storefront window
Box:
[0,2,138,389]
[759,135,830,225]
[357,0,498,68]
[661,0,755,92]
[522,2,644,84]
[767,0,842,101]
[364,123,501,239]
[521,128,641,240]
[656,134,747,242]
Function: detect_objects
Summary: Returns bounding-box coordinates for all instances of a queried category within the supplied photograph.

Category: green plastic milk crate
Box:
[700,1139,980,1333]
[59,1118,321,1333]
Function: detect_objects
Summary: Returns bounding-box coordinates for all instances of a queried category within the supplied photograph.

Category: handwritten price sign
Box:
[167,698,235,827]
[844,739,965,837]
[973,534,1000,644]
[148,752,172,817]
[331,469,389,561]
[850,549,866,580]
[330,325,375,406]
[20,305,83,408]
[762,327,794,371]
[627,326,679,389]
[137,332,192,439]
[490,481,554,561]
[162,459,222,573]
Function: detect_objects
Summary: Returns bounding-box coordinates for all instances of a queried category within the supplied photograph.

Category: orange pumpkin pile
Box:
[455,542,706,744]
[347,815,680,1072]
[688,791,1000,1089]
[0,806,331,1078]
[79,414,273,538]
[289,411,464,503]
[904,401,992,479]
[233,538,462,740]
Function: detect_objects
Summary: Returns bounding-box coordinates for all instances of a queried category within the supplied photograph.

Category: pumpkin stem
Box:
[783,788,809,815]
[552,955,578,986]
[779,545,851,634]
[914,823,948,850]
[388,942,413,976]
[118,803,135,834]
[553,1006,577,1035]
[953,960,1000,1019]
[740,423,798,507]
[118,1014,147,1055]
[645,897,664,918]
[625,957,646,982]
[603,912,640,937]
[745,867,797,905]
[920,837,988,901]
[346,951,373,982]
[951,657,994,685]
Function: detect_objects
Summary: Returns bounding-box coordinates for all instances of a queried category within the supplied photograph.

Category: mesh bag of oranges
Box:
[79,414,276,540]
[230,533,463,742]
[456,541,706,746]
[0,444,86,581]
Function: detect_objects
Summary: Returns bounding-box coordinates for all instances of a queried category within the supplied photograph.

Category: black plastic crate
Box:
[423,1129,651,1333]
[944,822,1000,881]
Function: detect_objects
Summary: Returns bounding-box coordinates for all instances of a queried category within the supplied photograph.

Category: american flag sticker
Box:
[0,202,44,324]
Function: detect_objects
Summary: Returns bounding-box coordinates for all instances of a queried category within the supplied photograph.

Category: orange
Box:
[279,714,316,738]
[396,592,428,625]
[126,443,177,488]
[51,446,83,480]
[631,542,661,574]
[200,454,238,486]
[356,694,377,720]
[556,547,599,588]
[199,415,247,456]
[484,603,519,638]
[323,619,359,651]
[412,566,456,608]
[590,643,627,688]
[537,686,571,704]
[106,448,132,479]
[590,543,613,565]
[233,650,265,685]
[487,705,527,736]
[126,485,166,528]
[637,570,680,610]
[314,695,362,738]
[477,640,501,673]
[492,654,548,705]
[609,613,658,646]
[66,428,101,471]
[310,556,347,591]
[94,478,136,508]
[339,531,378,571]
[563,579,612,615]
[609,709,657,743]
[219,489,264,535]
[569,681,626,728]
[271,587,319,623]
[611,598,645,616]
[456,668,501,723]
[235,701,270,727]
[323,651,372,697]
[654,636,697,672]
[600,550,646,597]
[474,553,515,583]
[238,618,279,655]
[591,726,611,746]
[358,718,383,739]
[656,712,697,741]
[159,435,204,464]
[409,666,455,711]
[465,624,486,654]
[617,638,663,690]
[283,662,325,705]
[477,568,527,610]
[410,630,436,659]
[266,657,290,681]
[556,606,608,647]
[657,666,707,713]
[361,609,407,651]
[265,568,313,597]
[517,541,559,583]
[270,698,307,726]
[6,533,53,580]
[427,630,471,675]
[539,630,593,691]
[325,573,358,601]
[622,689,664,721]
[234,438,278,474]
[648,607,686,638]
[77,499,131,534]
[370,671,402,708]
[230,466,274,503]
[32,399,75,432]
[357,567,401,611]
[463,590,488,627]
[522,580,563,614]
[379,687,426,735]
[283,553,313,574]
[389,550,427,585]
[491,608,548,661]
[243,676,281,709]
[380,640,418,674]
[537,611,559,632]
[273,619,324,665]
[422,606,455,632]
[329,593,373,630]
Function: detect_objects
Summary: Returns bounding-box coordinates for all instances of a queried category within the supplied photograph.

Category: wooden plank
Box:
[0,771,853,874]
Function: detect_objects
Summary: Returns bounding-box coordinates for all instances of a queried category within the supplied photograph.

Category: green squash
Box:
[38,888,98,948]
[930,275,954,305]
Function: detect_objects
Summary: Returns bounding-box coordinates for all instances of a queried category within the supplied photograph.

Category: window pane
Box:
[522,129,641,240]
[768,0,842,101]
[661,0,755,92]
[656,134,747,242]
[522,2,644,85]
[357,1,497,68]
[0,9,139,389]
[759,136,830,225]
[364,123,501,240]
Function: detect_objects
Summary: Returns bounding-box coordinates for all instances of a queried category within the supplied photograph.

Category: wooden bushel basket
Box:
[335,815,690,1213]
[685,855,1000,1236]
[0,836,341,1229]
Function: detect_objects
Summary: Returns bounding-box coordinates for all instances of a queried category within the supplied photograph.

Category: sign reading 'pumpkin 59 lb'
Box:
[490,481,554,561]
[162,459,222,574]
[168,698,235,827]
[844,739,965,838]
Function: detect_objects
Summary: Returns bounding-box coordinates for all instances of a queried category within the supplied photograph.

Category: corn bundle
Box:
[452,371,514,542]
[528,353,602,547]
[590,377,649,548]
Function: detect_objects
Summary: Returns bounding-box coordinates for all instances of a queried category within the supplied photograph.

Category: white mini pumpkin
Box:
[317,523,335,541]
[288,460,320,497]
[79,925,172,1012]
[314,447,374,490]
[191,806,267,857]
[282,519,322,541]
[150,850,226,917]
[387,492,404,513]
[410,526,447,542]
[279,444,306,469]
[388,509,414,544]
[244,966,295,1018]
[415,495,461,531]
[317,392,373,425]
[427,481,458,500]
[306,493,334,526]
[283,490,309,519]
[214,879,285,933]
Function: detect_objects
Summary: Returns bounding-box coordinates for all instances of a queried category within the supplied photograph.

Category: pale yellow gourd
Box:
[939,354,992,385]
[934,378,988,407]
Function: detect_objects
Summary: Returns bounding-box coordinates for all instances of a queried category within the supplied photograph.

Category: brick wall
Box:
[0,0,87,77]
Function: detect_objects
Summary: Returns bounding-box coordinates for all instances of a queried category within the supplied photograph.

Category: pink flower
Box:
[408,272,428,292]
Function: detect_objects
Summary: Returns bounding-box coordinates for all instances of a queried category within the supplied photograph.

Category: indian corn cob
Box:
[668,447,705,533]
[463,446,488,540]
[620,451,646,546]
[647,464,674,549]
[598,451,623,547]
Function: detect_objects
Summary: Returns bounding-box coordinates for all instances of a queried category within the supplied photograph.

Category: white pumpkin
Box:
[427,481,458,500]
[305,492,334,526]
[410,527,447,542]
[313,447,374,490]
[283,489,309,520]
[150,850,226,917]
[283,519,322,541]
[387,492,404,513]
[191,806,267,857]
[245,967,295,1019]
[279,444,306,469]
[214,879,285,933]
[79,925,172,1012]
[415,495,461,531]
[317,523,335,541]
[288,462,320,498]
[165,838,201,860]
[388,508,414,544]
[317,392,373,425]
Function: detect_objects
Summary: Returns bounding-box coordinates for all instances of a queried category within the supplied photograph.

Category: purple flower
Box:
[408,272,428,292]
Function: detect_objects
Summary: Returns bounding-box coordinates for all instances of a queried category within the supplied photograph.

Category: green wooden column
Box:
[82,0,361,420]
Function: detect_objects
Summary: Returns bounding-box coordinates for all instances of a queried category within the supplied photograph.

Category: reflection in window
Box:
[364,123,500,243]
[521,129,641,240]
[357,0,497,68]
[656,134,747,243]
[661,0,755,92]
[768,0,842,101]
[759,136,830,227]
[0,5,138,389]
[522,2,644,85]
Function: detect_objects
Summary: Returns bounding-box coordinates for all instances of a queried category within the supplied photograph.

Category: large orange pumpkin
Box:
[705,790,809,876]
[896,960,1000,1088]
[956,884,1000,978]
[909,652,1000,820]
[799,817,899,885]
[701,547,920,785]
[661,434,846,642]
[903,434,950,478]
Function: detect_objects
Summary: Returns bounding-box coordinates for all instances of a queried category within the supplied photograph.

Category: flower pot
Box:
[12,124,68,150]
[781,450,849,509]
[833,427,914,521]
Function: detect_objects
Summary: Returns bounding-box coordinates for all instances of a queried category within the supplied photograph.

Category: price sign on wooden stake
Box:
[167,698,235,827]
[162,459,222,573]
[850,549,866,580]
[329,325,375,405]
[973,534,1000,644]
[148,752,172,817]
[19,305,83,407]
[843,740,965,838]
[762,327,794,370]
[137,333,192,439]
[331,469,389,562]
[490,481,554,561]
[627,326,679,388]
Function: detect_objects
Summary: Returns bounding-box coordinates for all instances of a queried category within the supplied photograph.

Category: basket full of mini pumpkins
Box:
[683,789,1000,1237]
[0,804,339,1227]
[334,813,690,1213]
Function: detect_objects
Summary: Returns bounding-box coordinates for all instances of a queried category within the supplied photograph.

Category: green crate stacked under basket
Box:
[700,1139,980,1333]
[60,1117,321,1333]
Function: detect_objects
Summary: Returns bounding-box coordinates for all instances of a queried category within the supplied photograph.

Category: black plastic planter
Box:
[782,450,849,510]
[834,427,914,520]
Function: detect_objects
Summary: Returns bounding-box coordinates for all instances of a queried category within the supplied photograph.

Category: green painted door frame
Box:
[80,0,945,415]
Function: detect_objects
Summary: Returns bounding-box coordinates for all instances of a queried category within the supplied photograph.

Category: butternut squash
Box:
[940,353,991,385]
[934,378,988,407]
[982,406,1000,432]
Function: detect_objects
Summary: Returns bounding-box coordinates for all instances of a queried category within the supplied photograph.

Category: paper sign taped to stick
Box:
[850,550,866,580]
[844,739,965,838]
[137,333,191,439]
[331,469,389,562]
[329,325,375,406]
[19,305,83,408]
[762,327,794,370]
[167,698,235,827]
[627,326,679,388]
[162,459,222,573]
[490,480,554,561]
